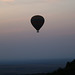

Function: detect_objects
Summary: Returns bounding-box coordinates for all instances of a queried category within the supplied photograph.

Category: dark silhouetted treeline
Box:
[27,59,75,75]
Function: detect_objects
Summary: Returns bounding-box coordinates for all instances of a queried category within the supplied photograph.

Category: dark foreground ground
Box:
[0,59,75,75]
[28,59,75,75]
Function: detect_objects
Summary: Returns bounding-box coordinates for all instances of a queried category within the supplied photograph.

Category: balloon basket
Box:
[37,30,39,33]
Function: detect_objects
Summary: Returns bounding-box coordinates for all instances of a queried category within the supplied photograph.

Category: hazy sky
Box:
[0,0,75,62]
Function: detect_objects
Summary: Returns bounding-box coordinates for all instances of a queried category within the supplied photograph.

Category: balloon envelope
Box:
[31,15,45,33]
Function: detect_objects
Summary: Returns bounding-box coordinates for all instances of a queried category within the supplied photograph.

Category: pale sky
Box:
[0,0,75,62]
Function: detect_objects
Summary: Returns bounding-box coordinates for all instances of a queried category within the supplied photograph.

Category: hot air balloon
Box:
[31,15,45,33]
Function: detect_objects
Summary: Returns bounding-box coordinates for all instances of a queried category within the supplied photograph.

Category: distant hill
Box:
[29,59,75,75]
